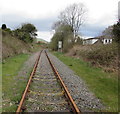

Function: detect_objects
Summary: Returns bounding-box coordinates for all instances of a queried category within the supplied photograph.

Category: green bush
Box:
[113,22,120,43]
[50,24,74,52]
[1,24,7,29]
[13,23,37,43]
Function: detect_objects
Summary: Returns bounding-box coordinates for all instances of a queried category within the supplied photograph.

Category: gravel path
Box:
[13,52,40,85]
[17,52,40,78]
[48,51,105,112]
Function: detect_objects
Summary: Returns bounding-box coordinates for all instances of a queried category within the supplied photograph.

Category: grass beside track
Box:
[0,63,2,113]
[2,54,30,112]
[53,52,118,112]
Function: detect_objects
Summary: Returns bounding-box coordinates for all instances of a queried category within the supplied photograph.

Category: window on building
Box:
[109,39,111,43]
[105,39,107,43]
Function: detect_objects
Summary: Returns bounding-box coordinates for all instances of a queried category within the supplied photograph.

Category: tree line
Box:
[50,3,120,52]
[50,3,86,52]
[1,23,37,43]
[102,22,120,43]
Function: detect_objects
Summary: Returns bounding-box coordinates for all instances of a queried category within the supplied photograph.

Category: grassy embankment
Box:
[1,29,43,112]
[53,52,118,112]
[0,63,2,113]
[2,54,30,112]
[67,43,118,73]
[2,30,42,60]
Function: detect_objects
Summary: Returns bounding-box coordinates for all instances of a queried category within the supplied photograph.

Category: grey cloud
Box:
[32,18,57,31]
[118,1,120,20]
[80,21,110,37]
[1,13,57,31]
[0,13,113,38]
[79,12,117,38]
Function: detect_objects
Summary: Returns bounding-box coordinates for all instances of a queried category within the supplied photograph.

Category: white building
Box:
[83,38,99,45]
[102,38,112,44]
[83,37,112,45]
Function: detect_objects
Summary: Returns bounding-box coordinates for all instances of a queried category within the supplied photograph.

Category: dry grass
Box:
[67,43,118,73]
[54,52,118,112]
[2,54,30,112]
[2,30,31,59]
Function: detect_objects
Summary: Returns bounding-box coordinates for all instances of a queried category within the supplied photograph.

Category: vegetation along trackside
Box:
[1,0,119,113]
[2,54,30,112]
[53,52,118,112]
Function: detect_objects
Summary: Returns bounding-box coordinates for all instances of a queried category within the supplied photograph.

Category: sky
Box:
[0,0,119,42]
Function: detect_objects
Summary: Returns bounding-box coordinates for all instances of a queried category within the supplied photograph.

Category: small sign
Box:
[58,41,62,49]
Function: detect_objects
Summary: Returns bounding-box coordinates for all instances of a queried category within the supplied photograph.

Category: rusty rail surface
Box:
[16,51,42,113]
[16,50,81,114]
[45,50,81,114]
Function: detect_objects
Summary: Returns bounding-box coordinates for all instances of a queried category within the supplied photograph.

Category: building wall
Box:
[83,38,112,45]
[102,39,112,44]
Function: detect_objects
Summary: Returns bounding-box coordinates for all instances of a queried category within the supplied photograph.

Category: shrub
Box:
[67,43,118,72]
[1,24,7,29]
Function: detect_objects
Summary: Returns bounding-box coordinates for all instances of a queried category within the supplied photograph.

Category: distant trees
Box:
[21,23,37,37]
[102,22,120,43]
[75,36,83,45]
[102,25,113,39]
[1,23,37,43]
[14,23,37,43]
[50,23,73,52]
[1,24,13,36]
[50,3,86,52]
[59,3,86,38]
[1,24,7,30]
[112,22,120,43]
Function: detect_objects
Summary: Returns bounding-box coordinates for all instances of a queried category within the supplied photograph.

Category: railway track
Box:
[16,50,81,113]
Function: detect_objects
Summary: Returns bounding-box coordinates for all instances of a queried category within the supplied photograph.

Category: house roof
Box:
[83,36,112,41]
[83,37,99,41]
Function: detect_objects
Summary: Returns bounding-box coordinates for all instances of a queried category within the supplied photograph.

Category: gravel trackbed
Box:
[48,51,105,112]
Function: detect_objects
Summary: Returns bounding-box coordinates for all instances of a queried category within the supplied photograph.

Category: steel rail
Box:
[16,50,42,113]
[45,50,81,114]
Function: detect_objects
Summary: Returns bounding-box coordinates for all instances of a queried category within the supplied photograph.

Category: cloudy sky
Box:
[0,0,119,41]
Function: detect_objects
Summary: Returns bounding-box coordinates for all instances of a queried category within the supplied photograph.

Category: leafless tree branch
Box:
[58,3,87,38]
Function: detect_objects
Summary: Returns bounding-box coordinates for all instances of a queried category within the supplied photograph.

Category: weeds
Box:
[2,54,30,112]
[67,43,118,73]
[53,52,118,112]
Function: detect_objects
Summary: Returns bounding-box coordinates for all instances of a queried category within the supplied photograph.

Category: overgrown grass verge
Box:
[53,52,118,112]
[2,54,30,112]
[2,30,42,60]
[67,43,118,73]
[0,63,2,113]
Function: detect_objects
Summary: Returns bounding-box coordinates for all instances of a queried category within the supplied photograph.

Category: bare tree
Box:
[52,21,62,32]
[59,3,86,38]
